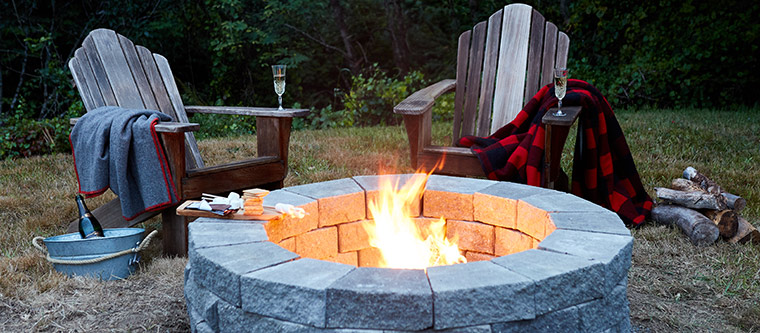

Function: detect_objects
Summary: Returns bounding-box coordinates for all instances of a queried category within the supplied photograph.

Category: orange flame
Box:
[364,164,466,269]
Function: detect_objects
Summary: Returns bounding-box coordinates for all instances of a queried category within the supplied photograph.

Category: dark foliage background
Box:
[1,0,758,158]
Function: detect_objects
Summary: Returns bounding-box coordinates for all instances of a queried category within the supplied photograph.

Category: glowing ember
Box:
[364,172,466,269]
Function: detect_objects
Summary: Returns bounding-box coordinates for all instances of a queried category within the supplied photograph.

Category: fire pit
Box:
[184,174,633,332]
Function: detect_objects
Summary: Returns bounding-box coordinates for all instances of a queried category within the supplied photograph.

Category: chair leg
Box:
[161,209,188,256]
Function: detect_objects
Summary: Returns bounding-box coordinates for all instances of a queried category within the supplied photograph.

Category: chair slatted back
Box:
[452,4,569,143]
[68,29,204,169]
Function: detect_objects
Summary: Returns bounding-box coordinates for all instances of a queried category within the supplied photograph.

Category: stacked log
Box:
[651,167,759,246]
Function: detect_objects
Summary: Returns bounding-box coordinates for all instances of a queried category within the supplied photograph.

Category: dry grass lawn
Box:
[1,108,759,332]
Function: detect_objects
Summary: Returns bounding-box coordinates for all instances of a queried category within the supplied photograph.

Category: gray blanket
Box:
[71,106,178,220]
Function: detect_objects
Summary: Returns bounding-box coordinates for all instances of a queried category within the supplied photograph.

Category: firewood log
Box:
[671,178,745,212]
[728,217,760,245]
[651,204,719,246]
[655,187,728,210]
[700,209,739,239]
[683,166,722,194]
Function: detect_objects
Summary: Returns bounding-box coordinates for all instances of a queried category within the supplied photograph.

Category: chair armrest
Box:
[70,117,199,133]
[393,79,456,116]
[184,106,309,118]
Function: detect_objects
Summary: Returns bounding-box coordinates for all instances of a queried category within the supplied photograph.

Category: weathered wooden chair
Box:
[394,3,580,189]
[66,28,308,255]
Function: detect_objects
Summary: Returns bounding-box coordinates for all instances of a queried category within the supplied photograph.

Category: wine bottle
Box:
[76,194,104,239]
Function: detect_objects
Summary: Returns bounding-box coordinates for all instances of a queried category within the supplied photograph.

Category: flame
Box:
[364,168,466,269]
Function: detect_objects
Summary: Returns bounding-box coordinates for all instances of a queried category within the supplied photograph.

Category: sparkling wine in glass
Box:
[272,65,286,111]
[553,67,568,117]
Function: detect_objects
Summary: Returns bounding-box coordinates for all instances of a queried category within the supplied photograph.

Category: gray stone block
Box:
[549,211,631,236]
[241,258,355,327]
[492,249,605,315]
[476,181,549,199]
[352,174,422,192]
[264,189,317,207]
[425,175,496,193]
[427,261,534,329]
[577,283,630,332]
[491,305,581,333]
[191,241,299,306]
[217,300,318,332]
[195,321,215,333]
[520,193,610,213]
[192,216,267,224]
[187,303,205,331]
[185,271,221,331]
[188,221,268,249]
[386,325,493,333]
[538,229,633,293]
[326,267,433,330]
[285,177,364,199]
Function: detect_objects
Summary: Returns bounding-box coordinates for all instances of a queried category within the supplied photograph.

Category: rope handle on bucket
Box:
[32,230,159,265]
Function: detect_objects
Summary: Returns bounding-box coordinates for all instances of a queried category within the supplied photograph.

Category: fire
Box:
[364,171,466,269]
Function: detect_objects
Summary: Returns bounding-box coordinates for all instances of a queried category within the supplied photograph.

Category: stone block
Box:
[423,175,496,221]
[515,200,551,239]
[492,249,605,315]
[326,267,433,330]
[474,182,543,228]
[353,174,423,218]
[464,251,496,262]
[188,221,268,249]
[218,300,320,332]
[427,261,535,329]
[549,211,631,236]
[491,305,581,333]
[446,220,494,254]
[241,258,355,327]
[494,227,535,256]
[296,227,338,260]
[284,178,366,227]
[190,241,299,306]
[263,200,319,243]
[338,220,372,253]
[278,237,296,253]
[358,247,383,267]
[538,229,633,294]
[184,271,220,331]
[577,283,630,332]
[326,251,358,266]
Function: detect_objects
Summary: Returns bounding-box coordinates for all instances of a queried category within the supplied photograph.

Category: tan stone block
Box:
[446,220,494,254]
[365,190,421,219]
[465,251,497,262]
[318,192,366,227]
[263,201,319,243]
[495,227,535,256]
[543,219,557,241]
[412,217,443,240]
[358,247,384,267]
[295,227,338,260]
[277,237,296,253]
[325,251,358,267]
[474,192,518,228]
[516,200,550,239]
[423,189,473,221]
[338,220,372,253]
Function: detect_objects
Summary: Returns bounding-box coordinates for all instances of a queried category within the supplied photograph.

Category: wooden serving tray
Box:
[176,200,281,221]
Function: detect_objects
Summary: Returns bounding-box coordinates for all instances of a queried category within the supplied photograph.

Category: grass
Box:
[1,108,759,331]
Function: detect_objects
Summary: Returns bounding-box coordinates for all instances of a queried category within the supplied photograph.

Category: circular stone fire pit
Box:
[184,174,633,332]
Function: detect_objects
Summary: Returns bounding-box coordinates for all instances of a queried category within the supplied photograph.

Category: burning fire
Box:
[364,171,466,269]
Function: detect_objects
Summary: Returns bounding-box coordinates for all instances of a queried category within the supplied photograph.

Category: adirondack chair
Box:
[66,28,308,255]
[394,3,580,189]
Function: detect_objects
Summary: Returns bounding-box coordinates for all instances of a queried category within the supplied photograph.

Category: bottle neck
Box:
[75,195,90,219]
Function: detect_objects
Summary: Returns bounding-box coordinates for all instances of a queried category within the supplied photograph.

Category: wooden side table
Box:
[541,106,582,190]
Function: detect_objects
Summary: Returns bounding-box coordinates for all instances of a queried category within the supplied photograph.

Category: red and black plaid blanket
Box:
[458,79,653,226]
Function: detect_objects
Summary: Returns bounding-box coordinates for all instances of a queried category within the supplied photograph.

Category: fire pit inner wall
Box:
[185,174,633,332]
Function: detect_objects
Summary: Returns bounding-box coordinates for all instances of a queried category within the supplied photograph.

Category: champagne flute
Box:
[272,65,286,111]
[553,67,568,117]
